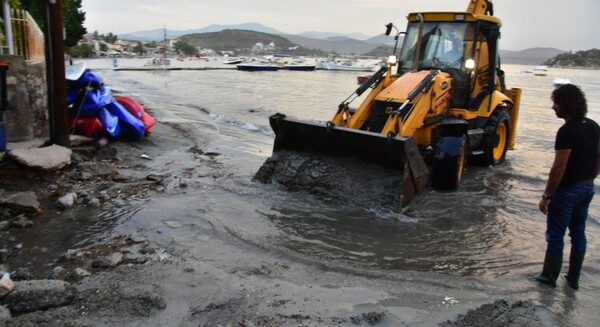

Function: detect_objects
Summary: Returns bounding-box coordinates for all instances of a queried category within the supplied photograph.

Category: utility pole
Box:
[2,1,14,54]
[43,0,69,147]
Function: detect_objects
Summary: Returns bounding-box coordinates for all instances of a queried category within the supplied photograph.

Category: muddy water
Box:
[77,59,600,324]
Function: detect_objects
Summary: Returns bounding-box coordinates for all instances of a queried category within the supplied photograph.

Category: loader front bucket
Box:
[269,113,430,208]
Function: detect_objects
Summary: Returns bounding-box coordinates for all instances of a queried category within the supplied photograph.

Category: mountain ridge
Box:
[119,23,566,64]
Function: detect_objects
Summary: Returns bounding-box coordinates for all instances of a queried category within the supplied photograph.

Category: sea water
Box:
[81,58,600,324]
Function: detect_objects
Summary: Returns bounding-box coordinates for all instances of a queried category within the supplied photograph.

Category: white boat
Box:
[553,78,571,88]
[533,65,548,76]
[321,58,376,72]
[223,57,243,65]
[145,57,171,67]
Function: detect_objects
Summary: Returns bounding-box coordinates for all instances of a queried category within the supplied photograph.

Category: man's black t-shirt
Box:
[555,117,600,187]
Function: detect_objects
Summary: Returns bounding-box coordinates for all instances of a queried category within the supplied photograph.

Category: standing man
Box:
[536,84,600,289]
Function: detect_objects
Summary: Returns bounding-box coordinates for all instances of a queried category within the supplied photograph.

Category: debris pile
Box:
[66,63,155,142]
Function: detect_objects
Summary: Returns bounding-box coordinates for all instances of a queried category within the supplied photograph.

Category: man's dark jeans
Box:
[546,182,594,256]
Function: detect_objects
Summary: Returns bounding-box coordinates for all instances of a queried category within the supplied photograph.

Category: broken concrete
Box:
[0,191,41,214]
[8,144,71,170]
[0,279,76,314]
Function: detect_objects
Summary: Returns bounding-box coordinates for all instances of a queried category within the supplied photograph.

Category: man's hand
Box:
[539,198,550,214]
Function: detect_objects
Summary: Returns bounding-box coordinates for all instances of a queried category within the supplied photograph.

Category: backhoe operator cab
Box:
[396,14,503,112]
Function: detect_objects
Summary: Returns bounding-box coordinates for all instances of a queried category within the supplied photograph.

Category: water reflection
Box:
[6,200,144,277]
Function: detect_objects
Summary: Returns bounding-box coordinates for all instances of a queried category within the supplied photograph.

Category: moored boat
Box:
[322,58,376,72]
[282,63,316,71]
[533,65,548,76]
[223,58,243,65]
[237,63,279,71]
[553,78,571,88]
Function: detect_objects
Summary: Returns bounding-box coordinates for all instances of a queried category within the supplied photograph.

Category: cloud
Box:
[82,0,600,51]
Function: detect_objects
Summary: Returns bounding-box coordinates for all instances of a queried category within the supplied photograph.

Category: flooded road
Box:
[12,58,597,325]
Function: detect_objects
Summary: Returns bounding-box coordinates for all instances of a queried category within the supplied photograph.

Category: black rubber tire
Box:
[472,108,511,167]
[431,135,467,190]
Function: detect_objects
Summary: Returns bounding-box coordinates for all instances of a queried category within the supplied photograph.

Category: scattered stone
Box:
[146,174,163,182]
[0,249,7,263]
[56,192,78,210]
[91,252,123,268]
[73,268,91,278]
[0,191,41,214]
[69,135,95,147]
[0,305,10,321]
[10,267,33,281]
[88,197,101,207]
[1,279,76,313]
[0,221,9,231]
[49,266,72,281]
[11,217,33,228]
[61,249,84,261]
[0,273,14,297]
[8,144,72,170]
[106,252,124,266]
[98,191,110,201]
[129,235,146,243]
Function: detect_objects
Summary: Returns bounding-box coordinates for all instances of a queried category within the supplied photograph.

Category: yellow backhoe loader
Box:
[265,0,521,208]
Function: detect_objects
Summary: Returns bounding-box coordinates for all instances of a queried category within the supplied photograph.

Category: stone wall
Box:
[0,55,48,141]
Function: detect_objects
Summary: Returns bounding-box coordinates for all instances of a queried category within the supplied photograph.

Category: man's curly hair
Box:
[551,84,587,118]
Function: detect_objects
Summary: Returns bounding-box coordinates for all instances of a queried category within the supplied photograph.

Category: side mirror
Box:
[385,23,393,36]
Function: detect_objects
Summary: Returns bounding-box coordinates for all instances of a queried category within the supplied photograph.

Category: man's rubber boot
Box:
[536,252,562,287]
[564,250,585,290]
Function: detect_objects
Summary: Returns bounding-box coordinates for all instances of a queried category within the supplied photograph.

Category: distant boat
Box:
[237,63,279,71]
[533,65,548,76]
[223,58,243,65]
[553,78,571,88]
[282,63,316,71]
[281,59,315,71]
[145,57,171,67]
[322,58,376,72]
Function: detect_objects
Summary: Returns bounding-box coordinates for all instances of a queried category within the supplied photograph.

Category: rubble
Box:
[7,144,72,170]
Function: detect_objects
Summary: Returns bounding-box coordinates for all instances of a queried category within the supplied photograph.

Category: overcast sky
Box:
[81,0,599,51]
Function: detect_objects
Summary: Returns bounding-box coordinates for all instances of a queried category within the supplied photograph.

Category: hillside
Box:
[122,24,566,63]
[500,47,566,65]
[544,49,600,69]
[120,23,283,41]
[176,30,563,63]
[178,29,326,56]
[282,34,386,54]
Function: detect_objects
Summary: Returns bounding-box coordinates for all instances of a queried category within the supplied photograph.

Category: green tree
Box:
[62,0,86,47]
[19,0,87,48]
[69,43,94,58]
[173,40,198,56]
[133,42,145,56]
[103,33,118,44]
